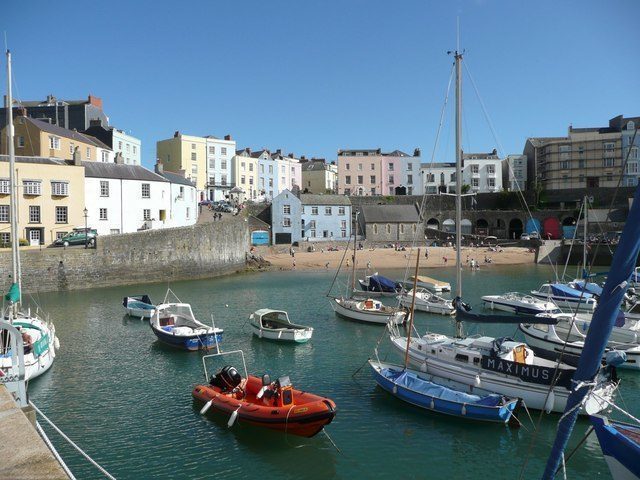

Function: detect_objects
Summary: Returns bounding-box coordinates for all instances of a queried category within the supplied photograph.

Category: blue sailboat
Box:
[590,415,640,479]
[542,184,640,479]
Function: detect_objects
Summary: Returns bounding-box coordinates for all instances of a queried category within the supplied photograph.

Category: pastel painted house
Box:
[271,189,352,244]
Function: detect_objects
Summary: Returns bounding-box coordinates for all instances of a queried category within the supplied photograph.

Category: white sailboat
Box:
[1,50,58,381]
[388,49,617,413]
[398,288,454,315]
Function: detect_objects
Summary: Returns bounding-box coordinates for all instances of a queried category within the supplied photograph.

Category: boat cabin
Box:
[251,309,292,329]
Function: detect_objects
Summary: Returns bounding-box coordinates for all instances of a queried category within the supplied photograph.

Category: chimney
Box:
[155,158,164,174]
[15,106,27,118]
[414,148,421,157]
[288,153,294,159]
[174,131,180,138]
[276,149,282,155]
[46,94,56,104]
[224,134,232,141]
[300,155,307,161]
[87,95,103,109]
[246,147,251,154]
[178,169,186,177]
[114,152,124,165]
[492,148,497,155]
[89,119,103,127]
[72,147,82,166]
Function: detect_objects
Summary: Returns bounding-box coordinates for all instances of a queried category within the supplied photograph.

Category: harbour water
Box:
[28,264,639,479]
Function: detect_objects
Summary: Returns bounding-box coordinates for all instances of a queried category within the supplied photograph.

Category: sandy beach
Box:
[257,245,535,271]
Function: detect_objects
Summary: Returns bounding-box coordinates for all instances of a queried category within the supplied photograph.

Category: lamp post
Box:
[83,207,88,249]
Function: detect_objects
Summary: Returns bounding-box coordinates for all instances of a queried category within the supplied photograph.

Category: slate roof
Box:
[0,155,73,166]
[23,117,111,149]
[359,205,421,223]
[157,170,195,187]
[300,194,351,206]
[83,161,168,182]
[302,161,329,171]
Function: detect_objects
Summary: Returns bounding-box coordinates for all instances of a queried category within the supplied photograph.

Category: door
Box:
[29,229,40,246]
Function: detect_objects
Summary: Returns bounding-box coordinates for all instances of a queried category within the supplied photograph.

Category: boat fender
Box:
[430,399,435,410]
[605,350,627,367]
[200,399,213,415]
[544,391,555,413]
[228,406,241,428]
[420,363,427,373]
[461,404,466,416]
[259,330,262,338]
[475,374,481,387]
[392,385,398,395]
[54,337,60,350]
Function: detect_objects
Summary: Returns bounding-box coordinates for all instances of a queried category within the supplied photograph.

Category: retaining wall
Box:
[0,218,249,293]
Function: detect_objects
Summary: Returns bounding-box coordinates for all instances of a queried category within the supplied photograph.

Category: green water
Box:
[27,265,638,479]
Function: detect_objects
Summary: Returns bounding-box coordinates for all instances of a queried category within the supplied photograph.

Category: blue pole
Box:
[542,184,640,479]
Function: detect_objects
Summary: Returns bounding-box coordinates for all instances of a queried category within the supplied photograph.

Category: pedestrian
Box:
[325,262,330,269]
[367,260,371,269]
[443,256,448,264]
[424,248,429,259]
[292,259,296,270]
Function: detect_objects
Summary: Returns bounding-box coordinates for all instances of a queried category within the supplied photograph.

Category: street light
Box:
[83,207,88,249]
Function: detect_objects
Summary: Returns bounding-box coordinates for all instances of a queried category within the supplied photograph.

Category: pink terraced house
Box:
[337,148,422,196]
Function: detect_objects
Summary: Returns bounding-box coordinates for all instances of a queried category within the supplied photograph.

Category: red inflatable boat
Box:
[193,366,337,438]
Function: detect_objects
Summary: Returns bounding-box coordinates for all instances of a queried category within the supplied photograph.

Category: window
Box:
[341,229,346,238]
[269,179,273,187]
[345,163,350,170]
[370,175,376,184]
[341,220,347,229]
[110,229,120,235]
[627,163,638,174]
[400,224,404,234]
[17,136,24,147]
[562,175,569,184]
[388,163,394,171]
[603,142,615,152]
[221,160,227,169]
[627,121,636,131]
[241,162,246,171]
[291,166,295,174]
[191,143,196,150]
[192,165,198,174]
[55,206,68,224]
[55,231,67,240]
[344,188,350,195]
[407,163,412,171]
[143,209,151,221]
[269,165,273,174]
[386,224,391,234]
[606,173,613,182]
[141,183,150,198]
[371,163,375,170]
[631,147,639,160]
[260,164,264,174]
[603,158,615,167]
[487,178,495,188]
[133,146,137,155]
[49,136,60,150]
[487,165,495,174]
[373,224,378,234]
[325,207,332,215]
[249,178,254,185]
[407,175,413,184]
[86,147,91,159]
[186,207,190,219]
[338,207,345,215]
[221,175,227,185]
[357,176,363,184]
[0,179,9,194]
[345,176,351,185]
[371,187,376,195]
[471,178,479,187]
[323,230,329,238]
[28,206,40,223]
[283,205,291,214]
[118,141,123,150]
[221,147,227,155]
[578,159,585,169]
[388,175,394,184]
[23,180,42,195]
[311,207,318,215]
[249,163,254,172]
[126,144,130,153]
[209,146,215,155]
[560,160,570,169]
[51,181,69,196]
[101,151,109,162]
[99,208,108,220]
[191,152,197,161]
[98,180,109,198]
[357,164,363,171]
[281,177,285,185]
[310,229,316,238]
[0,205,8,222]
[283,217,291,227]
[471,164,479,174]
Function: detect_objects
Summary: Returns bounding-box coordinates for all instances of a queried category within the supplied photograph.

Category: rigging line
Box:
[560,202,584,281]
[428,63,455,166]
[325,228,351,297]
[555,426,594,476]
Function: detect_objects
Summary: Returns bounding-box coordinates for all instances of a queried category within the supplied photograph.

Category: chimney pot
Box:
[224,134,232,141]
[114,152,124,164]
[72,147,82,166]
[155,158,164,174]
[174,131,180,138]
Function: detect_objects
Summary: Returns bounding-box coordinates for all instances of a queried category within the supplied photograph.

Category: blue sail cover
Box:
[543,184,640,479]
[366,275,400,293]
[572,281,603,297]
[550,283,594,299]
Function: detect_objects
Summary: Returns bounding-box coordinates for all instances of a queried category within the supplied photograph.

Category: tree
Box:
[461,184,471,194]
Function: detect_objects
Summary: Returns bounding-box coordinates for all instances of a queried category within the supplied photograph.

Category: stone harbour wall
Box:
[0,218,249,293]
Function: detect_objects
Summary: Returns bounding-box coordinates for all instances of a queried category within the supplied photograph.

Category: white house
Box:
[111,129,142,166]
[421,162,456,194]
[83,161,171,235]
[462,150,503,193]
[205,135,236,201]
[155,161,198,228]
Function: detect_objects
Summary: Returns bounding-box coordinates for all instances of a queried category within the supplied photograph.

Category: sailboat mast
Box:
[6,50,20,303]
[351,211,358,293]
[583,195,587,273]
[454,50,463,338]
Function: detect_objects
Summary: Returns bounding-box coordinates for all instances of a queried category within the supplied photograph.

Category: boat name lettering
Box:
[481,356,570,387]
[293,407,308,414]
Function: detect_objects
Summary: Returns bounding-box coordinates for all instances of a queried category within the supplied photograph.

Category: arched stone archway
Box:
[476,218,489,235]
[508,218,523,239]
[562,217,577,226]
[426,218,440,230]
[443,219,455,233]
[461,219,472,235]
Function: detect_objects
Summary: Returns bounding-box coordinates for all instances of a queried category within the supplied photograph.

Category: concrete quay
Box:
[0,386,68,479]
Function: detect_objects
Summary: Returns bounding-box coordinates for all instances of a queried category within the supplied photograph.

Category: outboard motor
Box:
[210,365,242,392]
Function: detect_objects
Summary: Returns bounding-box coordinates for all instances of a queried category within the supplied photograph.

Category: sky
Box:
[4,0,639,169]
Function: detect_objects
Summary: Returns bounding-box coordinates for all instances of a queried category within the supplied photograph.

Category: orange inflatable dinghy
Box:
[193,366,337,438]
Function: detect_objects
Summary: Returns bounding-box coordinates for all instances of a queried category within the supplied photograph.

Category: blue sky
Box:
[4,0,639,168]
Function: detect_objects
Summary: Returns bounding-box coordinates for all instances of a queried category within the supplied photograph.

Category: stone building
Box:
[301,158,337,193]
[357,204,423,242]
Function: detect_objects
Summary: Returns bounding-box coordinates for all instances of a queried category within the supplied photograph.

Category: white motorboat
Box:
[0,51,58,383]
[249,309,313,343]
[518,315,640,370]
[398,288,454,315]
[123,294,156,319]
[482,292,560,315]
[405,275,451,293]
[530,283,598,312]
[330,297,406,325]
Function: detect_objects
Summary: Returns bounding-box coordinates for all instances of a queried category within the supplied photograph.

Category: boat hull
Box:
[390,336,615,414]
[192,377,337,437]
[250,323,312,343]
[530,292,596,312]
[151,325,223,351]
[482,296,554,315]
[370,361,517,423]
[399,295,454,315]
[124,306,155,319]
[329,298,405,325]
[591,416,640,480]
[0,317,58,382]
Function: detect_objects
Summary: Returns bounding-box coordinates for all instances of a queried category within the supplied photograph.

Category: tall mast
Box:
[583,195,587,274]
[454,50,463,338]
[6,50,20,304]
[351,211,358,294]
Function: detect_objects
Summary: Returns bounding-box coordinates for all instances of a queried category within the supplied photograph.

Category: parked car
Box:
[199,200,213,206]
[52,227,98,247]
[530,231,540,239]
[520,233,531,240]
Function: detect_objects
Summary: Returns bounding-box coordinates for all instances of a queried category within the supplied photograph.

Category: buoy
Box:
[228,406,241,427]
[200,399,213,415]
[544,391,555,413]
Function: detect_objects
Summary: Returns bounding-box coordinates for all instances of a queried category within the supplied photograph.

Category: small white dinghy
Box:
[405,275,451,293]
[250,309,313,343]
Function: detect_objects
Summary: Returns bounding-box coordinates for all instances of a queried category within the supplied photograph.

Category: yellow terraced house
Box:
[156,132,207,195]
[0,155,85,246]
[233,148,259,200]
